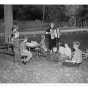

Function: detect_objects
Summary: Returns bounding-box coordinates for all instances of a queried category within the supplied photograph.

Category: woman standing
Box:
[46,23,59,53]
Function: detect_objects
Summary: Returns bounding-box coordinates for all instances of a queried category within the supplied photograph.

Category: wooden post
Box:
[42,5,45,24]
[4,5,13,43]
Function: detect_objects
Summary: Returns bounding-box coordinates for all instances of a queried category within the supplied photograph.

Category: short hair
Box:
[59,42,65,47]
[73,41,80,46]
[12,24,18,31]
[49,22,55,26]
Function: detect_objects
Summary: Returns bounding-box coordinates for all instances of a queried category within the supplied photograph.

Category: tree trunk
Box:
[4,5,13,43]
[42,5,45,24]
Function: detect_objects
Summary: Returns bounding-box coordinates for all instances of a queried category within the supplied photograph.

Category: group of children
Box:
[45,22,83,65]
[10,25,33,64]
[19,35,83,65]
[10,23,87,66]
[19,34,48,64]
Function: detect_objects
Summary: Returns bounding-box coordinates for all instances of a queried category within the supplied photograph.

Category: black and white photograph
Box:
[1,2,88,84]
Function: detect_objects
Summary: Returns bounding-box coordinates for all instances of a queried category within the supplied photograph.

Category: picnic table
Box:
[25,41,41,56]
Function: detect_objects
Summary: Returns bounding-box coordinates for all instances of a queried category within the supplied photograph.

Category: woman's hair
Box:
[49,22,56,29]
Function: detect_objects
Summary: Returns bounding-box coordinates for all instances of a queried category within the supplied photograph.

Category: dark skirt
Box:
[49,38,57,50]
[45,34,60,50]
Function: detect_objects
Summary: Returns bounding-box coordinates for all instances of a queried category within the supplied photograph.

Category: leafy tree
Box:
[45,5,69,23]
[1,5,88,27]
[13,5,43,20]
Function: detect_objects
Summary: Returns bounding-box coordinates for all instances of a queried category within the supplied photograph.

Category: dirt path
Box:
[0,54,88,83]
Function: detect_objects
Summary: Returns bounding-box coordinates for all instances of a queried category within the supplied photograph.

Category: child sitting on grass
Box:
[20,38,32,64]
[58,43,71,62]
[63,41,82,66]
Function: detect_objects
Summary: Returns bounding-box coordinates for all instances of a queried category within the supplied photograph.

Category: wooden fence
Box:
[0,20,88,41]
[0,28,88,37]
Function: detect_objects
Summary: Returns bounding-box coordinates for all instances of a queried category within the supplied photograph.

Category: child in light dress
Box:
[58,43,71,61]
[64,43,72,59]
[10,25,19,43]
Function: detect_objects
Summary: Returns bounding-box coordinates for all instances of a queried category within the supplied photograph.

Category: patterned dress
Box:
[72,49,82,63]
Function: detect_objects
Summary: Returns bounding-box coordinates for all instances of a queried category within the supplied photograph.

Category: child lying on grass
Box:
[63,41,82,66]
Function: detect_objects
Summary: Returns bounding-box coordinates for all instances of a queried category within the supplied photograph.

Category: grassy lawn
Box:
[0,31,88,83]
[0,53,88,83]
[0,20,88,83]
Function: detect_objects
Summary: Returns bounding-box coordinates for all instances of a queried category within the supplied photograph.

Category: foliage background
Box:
[1,5,88,27]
